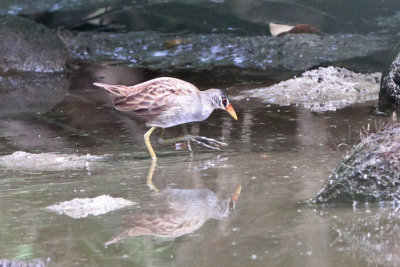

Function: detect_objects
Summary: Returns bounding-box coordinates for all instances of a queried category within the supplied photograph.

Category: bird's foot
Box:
[184,135,227,150]
[158,135,227,151]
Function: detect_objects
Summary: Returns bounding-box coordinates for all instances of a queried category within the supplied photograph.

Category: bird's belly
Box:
[146,107,210,128]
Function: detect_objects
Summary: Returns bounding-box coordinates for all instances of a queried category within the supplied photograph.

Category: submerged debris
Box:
[47,195,135,219]
[313,123,400,205]
[0,151,104,171]
[242,66,381,112]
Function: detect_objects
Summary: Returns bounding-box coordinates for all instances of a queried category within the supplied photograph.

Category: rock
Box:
[0,73,68,118]
[0,15,68,73]
[379,42,400,111]
[47,195,136,218]
[0,1,336,34]
[240,66,381,112]
[0,151,104,171]
[58,30,390,76]
[68,2,267,35]
[313,123,400,205]
[0,0,129,16]
[0,258,46,267]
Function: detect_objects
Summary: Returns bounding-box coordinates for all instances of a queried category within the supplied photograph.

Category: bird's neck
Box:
[199,91,216,119]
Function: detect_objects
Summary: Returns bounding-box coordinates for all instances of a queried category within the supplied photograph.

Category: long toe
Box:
[189,135,228,147]
[187,135,228,150]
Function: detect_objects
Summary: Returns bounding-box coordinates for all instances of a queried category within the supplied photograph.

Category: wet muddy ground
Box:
[0,65,391,266]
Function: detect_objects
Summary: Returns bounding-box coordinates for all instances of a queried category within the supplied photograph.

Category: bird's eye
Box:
[222,97,228,107]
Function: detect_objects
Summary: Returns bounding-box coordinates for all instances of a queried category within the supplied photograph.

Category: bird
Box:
[93,77,237,160]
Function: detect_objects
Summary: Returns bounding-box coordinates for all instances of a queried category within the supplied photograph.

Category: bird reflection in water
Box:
[104,185,241,246]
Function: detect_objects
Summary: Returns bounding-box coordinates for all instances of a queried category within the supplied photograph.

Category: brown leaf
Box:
[269,22,318,36]
[164,38,191,49]
[174,142,187,151]
[285,24,318,35]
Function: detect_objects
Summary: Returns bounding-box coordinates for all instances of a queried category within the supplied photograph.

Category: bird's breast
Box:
[146,101,213,128]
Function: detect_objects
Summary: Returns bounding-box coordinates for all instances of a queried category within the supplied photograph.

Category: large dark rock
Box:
[0,0,118,16]
[58,30,391,76]
[0,15,68,73]
[379,42,400,112]
[0,1,339,34]
[313,123,400,205]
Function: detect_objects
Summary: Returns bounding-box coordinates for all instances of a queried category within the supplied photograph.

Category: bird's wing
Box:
[113,78,198,117]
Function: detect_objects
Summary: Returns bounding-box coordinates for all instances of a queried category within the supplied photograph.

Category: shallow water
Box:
[0,66,395,266]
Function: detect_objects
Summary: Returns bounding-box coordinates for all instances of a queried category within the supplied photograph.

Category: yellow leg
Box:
[146,159,159,192]
[144,126,157,160]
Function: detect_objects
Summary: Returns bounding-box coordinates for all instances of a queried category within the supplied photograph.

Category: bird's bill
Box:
[228,185,242,212]
[225,104,238,120]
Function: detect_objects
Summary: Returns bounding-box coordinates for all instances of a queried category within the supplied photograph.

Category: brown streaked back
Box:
[93,77,200,119]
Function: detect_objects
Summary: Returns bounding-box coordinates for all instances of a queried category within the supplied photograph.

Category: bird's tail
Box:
[93,82,131,96]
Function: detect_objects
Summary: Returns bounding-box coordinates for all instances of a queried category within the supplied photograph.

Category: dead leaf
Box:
[174,142,187,150]
[270,22,318,36]
[269,22,294,36]
[286,24,318,35]
[164,38,190,49]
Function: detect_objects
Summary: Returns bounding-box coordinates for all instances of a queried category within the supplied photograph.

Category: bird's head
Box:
[210,89,238,120]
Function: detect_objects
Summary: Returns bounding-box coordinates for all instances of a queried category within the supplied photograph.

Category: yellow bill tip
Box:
[234,185,242,195]
[230,185,242,207]
[226,104,238,120]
